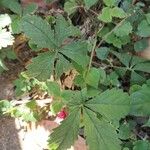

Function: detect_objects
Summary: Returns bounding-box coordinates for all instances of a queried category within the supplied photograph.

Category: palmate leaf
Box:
[25,51,55,81]
[133,62,150,73]
[48,107,80,150]
[55,54,72,79]
[54,15,79,47]
[22,15,57,49]
[60,41,89,67]
[83,107,121,150]
[130,86,150,116]
[48,89,130,150]
[85,88,130,121]
[22,15,82,80]
[85,68,101,88]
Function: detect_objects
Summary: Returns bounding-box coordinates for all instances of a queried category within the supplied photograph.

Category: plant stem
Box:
[88,38,97,72]
[97,17,128,48]
[87,15,130,72]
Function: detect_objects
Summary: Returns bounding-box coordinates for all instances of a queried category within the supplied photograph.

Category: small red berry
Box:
[57,110,67,119]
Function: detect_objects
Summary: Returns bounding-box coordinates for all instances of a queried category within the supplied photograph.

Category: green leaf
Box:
[111,7,127,18]
[83,107,121,150]
[11,16,22,34]
[50,101,63,115]
[131,71,146,84]
[46,81,61,97]
[26,100,37,109]
[98,27,109,38]
[130,86,150,116]
[103,0,116,7]
[133,140,150,150]
[118,123,131,140]
[146,13,150,24]
[137,20,150,37]
[64,0,78,15]
[2,48,17,60]
[14,75,30,96]
[0,100,12,115]
[105,33,130,48]
[48,107,80,150]
[105,71,120,86]
[85,89,130,121]
[111,51,131,67]
[22,15,57,49]
[85,68,101,88]
[74,75,86,88]
[114,21,132,37]
[133,62,150,73]
[61,41,89,67]
[54,15,71,46]
[23,3,38,16]
[96,47,109,60]
[134,39,149,52]
[143,118,150,127]
[54,15,80,46]
[98,7,112,23]
[84,0,98,9]
[1,0,22,15]
[25,51,55,81]
[55,54,72,79]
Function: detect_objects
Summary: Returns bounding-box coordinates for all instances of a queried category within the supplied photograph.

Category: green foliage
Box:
[48,107,80,150]
[84,108,121,150]
[130,85,150,116]
[0,100,12,115]
[22,15,56,49]
[137,20,150,37]
[98,6,126,23]
[48,88,130,149]
[64,0,77,15]
[133,140,150,150]
[113,21,132,37]
[96,47,109,60]
[84,0,98,9]
[85,89,130,121]
[103,0,116,7]
[134,39,149,52]
[1,0,22,15]
[1,0,150,149]
[25,51,55,81]
[85,68,101,88]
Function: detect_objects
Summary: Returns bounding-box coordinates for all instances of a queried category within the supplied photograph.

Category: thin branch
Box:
[97,17,129,48]
[87,38,97,72]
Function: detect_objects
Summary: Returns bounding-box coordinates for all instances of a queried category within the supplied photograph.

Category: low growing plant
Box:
[0,0,150,149]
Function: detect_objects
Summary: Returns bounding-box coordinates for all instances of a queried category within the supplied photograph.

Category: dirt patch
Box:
[0,116,21,150]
